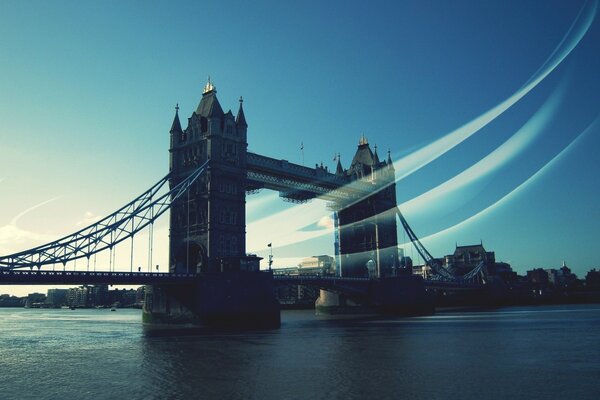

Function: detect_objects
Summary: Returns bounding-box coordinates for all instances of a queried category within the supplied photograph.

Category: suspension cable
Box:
[186,187,190,274]
[130,218,134,273]
[0,161,208,270]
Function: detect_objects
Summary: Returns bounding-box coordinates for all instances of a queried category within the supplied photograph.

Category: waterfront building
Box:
[444,243,495,275]
[586,268,600,288]
[298,255,335,275]
[0,294,25,307]
[109,288,138,307]
[90,285,109,306]
[25,293,46,308]
[46,289,68,307]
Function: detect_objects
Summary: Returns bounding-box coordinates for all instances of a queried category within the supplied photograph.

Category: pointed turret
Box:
[168,104,182,171]
[236,96,247,127]
[335,153,344,175]
[387,149,394,170]
[170,104,183,135]
[373,144,380,165]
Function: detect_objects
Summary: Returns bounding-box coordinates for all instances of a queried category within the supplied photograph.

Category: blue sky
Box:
[1,0,599,295]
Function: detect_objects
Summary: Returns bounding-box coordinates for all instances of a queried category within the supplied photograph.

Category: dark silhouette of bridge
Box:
[0,80,487,327]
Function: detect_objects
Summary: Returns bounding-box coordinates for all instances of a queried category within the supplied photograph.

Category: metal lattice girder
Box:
[396,207,486,283]
[246,171,351,201]
[0,162,209,270]
[246,152,377,201]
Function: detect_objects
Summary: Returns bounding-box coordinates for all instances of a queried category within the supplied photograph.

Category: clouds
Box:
[0,198,61,255]
[75,211,102,227]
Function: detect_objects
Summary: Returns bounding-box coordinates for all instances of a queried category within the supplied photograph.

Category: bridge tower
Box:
[169,80,253,273]
[316,138,428,315]
[335,137,400,278]
[144,80,279,327]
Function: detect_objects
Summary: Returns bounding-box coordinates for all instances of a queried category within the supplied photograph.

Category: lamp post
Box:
[267,243,273,270]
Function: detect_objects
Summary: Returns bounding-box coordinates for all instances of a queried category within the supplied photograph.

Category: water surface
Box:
[1,305,599,399]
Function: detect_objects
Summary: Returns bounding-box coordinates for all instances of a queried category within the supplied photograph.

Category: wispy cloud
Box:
[0,197,62,256]
[75,211,103,227]
[9,196,62,226]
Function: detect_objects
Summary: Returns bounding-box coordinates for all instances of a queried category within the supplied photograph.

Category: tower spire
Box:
[170,103,182,134]
[236,95,247,127]
[203,76,216,94]
[336,153,344,175]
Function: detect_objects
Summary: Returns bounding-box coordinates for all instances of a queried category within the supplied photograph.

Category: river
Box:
[1,304,599,399]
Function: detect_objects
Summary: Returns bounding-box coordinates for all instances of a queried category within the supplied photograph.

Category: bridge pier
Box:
[143,271,280,328]
[315,275,434,316]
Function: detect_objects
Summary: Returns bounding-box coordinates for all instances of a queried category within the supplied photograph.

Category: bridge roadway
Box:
[0,269,197,285]
[245,152,375,202]
[273,274,484,292]
[0,270,482,292]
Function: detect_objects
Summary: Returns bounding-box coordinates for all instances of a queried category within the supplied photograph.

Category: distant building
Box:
[90,285,109,306]
[109,288,137,307]
[0,294,25,307]
[586,268,600,289]
[412,263,431,279]
[66,286,90,307]
[490,262,517,283]
[271,255,334,307]
[444,243,495,275]
[527,268,550,286]
[46,289,68,307]
[272,266,301,276]
[25,293,46,308]
[299,255,335,275]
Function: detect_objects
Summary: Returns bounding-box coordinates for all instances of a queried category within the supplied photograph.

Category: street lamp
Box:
[267,243,273,270]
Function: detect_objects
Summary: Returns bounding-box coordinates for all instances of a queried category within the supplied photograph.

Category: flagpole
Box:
[301,142,304,166]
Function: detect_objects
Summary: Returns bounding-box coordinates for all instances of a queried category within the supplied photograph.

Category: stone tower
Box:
[168,79,249,273]
[335,137,399,278]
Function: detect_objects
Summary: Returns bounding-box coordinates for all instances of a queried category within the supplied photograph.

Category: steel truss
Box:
[0,162,208,270]
[396,207,486,284]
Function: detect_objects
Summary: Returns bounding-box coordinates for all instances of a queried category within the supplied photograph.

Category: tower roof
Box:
[236,96,247,127]
[349,137,375,168]
[196,78,224,118]
[170,104,183,134]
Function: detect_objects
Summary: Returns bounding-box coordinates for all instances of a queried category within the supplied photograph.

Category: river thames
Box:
[1,304,599,399]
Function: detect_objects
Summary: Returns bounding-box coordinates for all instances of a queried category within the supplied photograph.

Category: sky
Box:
[1,0,600,296]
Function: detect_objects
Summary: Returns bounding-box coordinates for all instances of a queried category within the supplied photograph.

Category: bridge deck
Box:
[0,270,484,291]
[0,270,197,285]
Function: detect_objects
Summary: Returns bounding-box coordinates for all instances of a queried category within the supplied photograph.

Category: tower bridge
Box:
[0,80,487,328]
